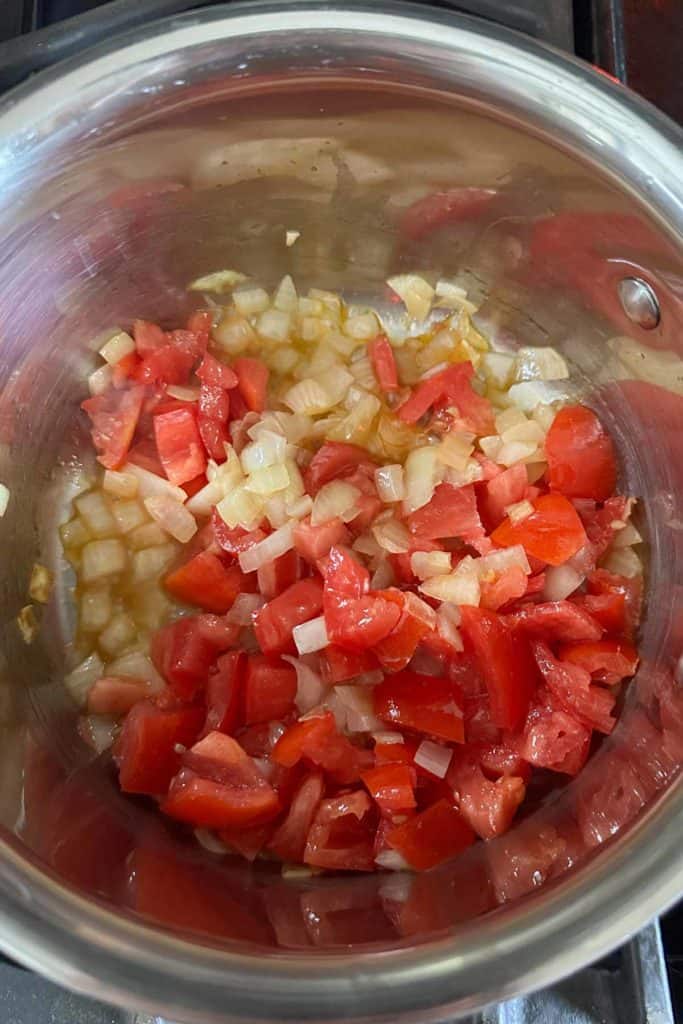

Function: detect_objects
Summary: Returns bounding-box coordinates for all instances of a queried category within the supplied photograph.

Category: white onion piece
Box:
[75,491,118,538]
[387,274,434,321]
[286,230,300,247]
[166,384,201,402]
[80,587,112,633]
[106,651,164,691]
[238,523,294,573]
[227,593,265,626]
[344,312,379,340]
[103,469,138,499]
[65,652,104,708]
[602,546,643,578]
[315,366,354,405]
[273,274,298,313]
[497,441,539,468]
[81,714,119,754]
[403,447,442,514]
[410,550,452,580]
[244,464,290,495]
[88,364,113,396]
[264,496,288,528]
[122,463,187,504]
[375,849,410,871]
[241,432,287,473]
[375,465,405,503]
[98,613,137,657]
[475,545,531,578]
[233,286,270,316]
[372,517,411,554]
[436,605,464,651]
[434,278,477,314]
[505,499,534,524]
[311,481,360,526]
[515,346,569,382]
[186,479,225,517]
[543,563,585,601]
[257,309,292,344]
[212,310,256,354]
[283,655,326,714]
[216,484,263,531]
[611,522,643,548]
[194,829,229,854]
[414,739,453,778]
[131,543,177,583]
[292,615,329,655]
[144,496,197,543]
[98,330,135,365]
[0,483,9,517]
[81,539,128,583]
[334,686,382,733]
[284,378,333,415]
[372,731,405,745]
[438,433,474,471]
[481,351,515,388]
[109,499,145,537]
[286,494,314,520]
[189,269,246,293]
[323,691,347,732]
[370,559,395,590]
[419,567,480,606]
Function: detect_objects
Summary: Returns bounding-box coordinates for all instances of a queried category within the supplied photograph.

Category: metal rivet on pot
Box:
[618,277,660,330]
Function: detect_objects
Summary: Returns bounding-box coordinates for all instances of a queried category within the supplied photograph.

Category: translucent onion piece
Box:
[414,739,453,778]
[403,446,442,514]
[475,545,531,578]
[122,463,187,505]
[543,563,585,601]
[98,613,137,657]
[344,312,379,340]
[75,491,118,538]
[370,559,395,590]
[514,346,569,382]
[284,378,333,415]
[194,829,229,854]
[316,366,354,405]
[103,469,139,499]
[438,432,475,471]
[611,522,643,548]
[265,495,288,529]
[65,652,104,708]
[0,483,9,517]
[257,309,292,344]
[29,563,52,604]
[387,274,434,321]
[375,849,410,871]
[411,550,452,580]
[106,651,165,691]
[81,539,128,583]
[273,274,298,313]
[505,499,534,524]
[601,546,643,578]
[227,593,266,626]
[334,685,382,733]
[311,481,360,526]
[127,522,169,550]
[130,543,177,584]
[186,479,225,517]
[233,286,270,317]
[110,499,149,537]
[244,464,290,496]
[189,269,247,293]
[372,731,405,745]
[240,432,287,473]
[282,655,326,714]
[60,517,91,549]
[497,441,539,467]
[292,615,329,655]
[212,309,256,354]
[286,230,300,247]
[144,495,198,543]
[166,384,201,402]
[99,330,135,365]
[419,566,480,606]
[216,484,263,531]
[286,494,314,520]
[372,517,412,554]
[375,465,405,503]
[80,587,112,633]
[436,604,464,651]
[88,364,113,396]
[82,714,119,754]
[238,523,295,573]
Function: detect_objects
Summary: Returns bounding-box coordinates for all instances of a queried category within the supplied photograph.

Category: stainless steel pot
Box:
[0,3,682,1022]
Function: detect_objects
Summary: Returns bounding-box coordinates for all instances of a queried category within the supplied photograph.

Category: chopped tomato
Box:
[164,550,248,615]
[374,740,413,766]
[479,564,528,611]
[126,437,164,476]
[587,569,643,640]
[368,334,398,391]
[87,675,152,716]
[135,345,194,387]
[186,309,213,337]
[386,799,475,870]
[519,702,591,775]
[203,651,245,736]
[244,655,297,725]
[272,711,362,784]
[114,701,204,794]
[293,516,350,564]
[166,328,206,361]
[196,353,238,390]
[257,548,300,599]
[574,591,627,635]
[492,492,587,566]
[304,791,376,872]
[254,578,324,655]
[182,473,209,498]
[195,613,240,651]
[198,415,230,461]
[199,384,230,423]
[397,362,494,434]
[218,823,274,862]
[532,641,616,734]
[325,591,402,651]
[268,772,325,862]
[559,639,639,685]
[448,754,525,839]
[373,670,465,742]
[408,483,487,548]
[81,384,145,470]
[545,405,617,501]
[211,511,268,557]
[112,350,140,385]
[162,732,280,828]
[320,646,378,684]
[361,763,417,814]
[233,357,268,412]
[304,442,376,494]
[150,616,221,700]
[479,463,528,531]
[323,545,370,599]
[459,606,538,731]
[154,407,207,485]
[133,319,165,356]
[505,600,603,644]
[374,591,436,672]
[399,187,497,241]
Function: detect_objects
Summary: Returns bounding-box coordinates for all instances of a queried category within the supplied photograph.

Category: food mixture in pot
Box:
[60,269,643,873]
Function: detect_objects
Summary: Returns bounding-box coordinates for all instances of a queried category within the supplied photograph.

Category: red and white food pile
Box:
[61,270,643,873]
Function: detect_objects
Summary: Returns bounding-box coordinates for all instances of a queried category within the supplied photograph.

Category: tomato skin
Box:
[272,711,363,784]
[374,591,436,672]
[162,732,280,828]
[399,187,497,241]
[254,578,324,656]
[532,640,616,734]
[203,651,246,736]
[293,516,350,564]
[267,772,325,862]
[587,569,643,640]
[323,545,369,600]
[459,607,538,731]
[87,675,152,716]
[373,670,465,743]
[114,701,204,794]
[559,639,638,685]
[545,405,616,501]
[304,442,376,494]
[368,333,398,390]
[361,764,417,814]
[210,510,267,557]
[505,600,603,644]
[387,799,475,870]
[244,655,297,725]
[492,492,587,566]
[325,592,403,652]
[257,548,300,600]
[164,550,248,615]
[573,592,626,635]
[479,463,528,531]
[136,345,195,387]
[198,416,230,461]
[519,702,591,775]
[320,646,378,684]
[448,753,525,839]
[199,384,230,423]
[407,483,486,547]
[303,791,377,872]
[81,384,145,470]
[150,616,221,700]
[154,407,207,485]
[397,362,494,434]
[233,357,268,412]
[196,353,238,390]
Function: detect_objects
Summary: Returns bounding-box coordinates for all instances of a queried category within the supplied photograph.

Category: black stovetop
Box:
[0,1,680,1022]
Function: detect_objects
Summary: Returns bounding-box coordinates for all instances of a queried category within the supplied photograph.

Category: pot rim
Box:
[0,3,681,1021]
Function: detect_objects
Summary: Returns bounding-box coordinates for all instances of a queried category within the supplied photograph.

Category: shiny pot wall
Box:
[0,3,682,1022]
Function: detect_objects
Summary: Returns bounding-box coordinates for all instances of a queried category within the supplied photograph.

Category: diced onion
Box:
[103,469,138,499]
[29,563,52,604]
[88,364,113,396]
[372,517,411,554]
[111,497,151,536]
[436,604,464,651]
[0,483,9,517]
[375,849,410,871]
[348,355,377,391]
[293,615,329,655]
[257,309,292,344]
[375,465,405,503]
[81,714,119,754]
[505,499,534,524]
[122,463,187,504]
[497,441,539,467]
[411,550,452,580]
[75,491,118,538]
[282,655,326,714]
[370,559,395,589]
[127,522,169,550]
[419,563,480,606]
[98,613,137,657]
[186,479,225,517]
[106,651,164,691]
[315,366,354,405]
[438,432,474,471]
[81,538,128,582]
[240,432,287,473]
[611,522,642,548]
[264,495,288,528]
[414,739,453,778]
[245,464,290,496]
[273,274,298,313]
[194,829,229,854]
[238,523,294,573]
[344,312,379,340]
[60,517,91,549]
[515,346,569,382]
[481,351,515,388]
[543,563,585,601]
[233,286,270,317]
[403,446,442,514]
[286,494,314,520]
[334,685,382,733]
[65,651,104,708]
[227,593,265,626]
[144,496,197,543]
[130,543,177,583]
[372,731,405,745]
[216,484,263,531]
[98,330,134,366]
[311,480,360,526]
[80,587,112,633]
[475,545,531,578]
[189,269,247,293]
[166,384,201,402]
[602,546,643,578]
[387,274,434,321]
[212,309,256,354]
[286,230,300,247]
[284,378,334,415]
